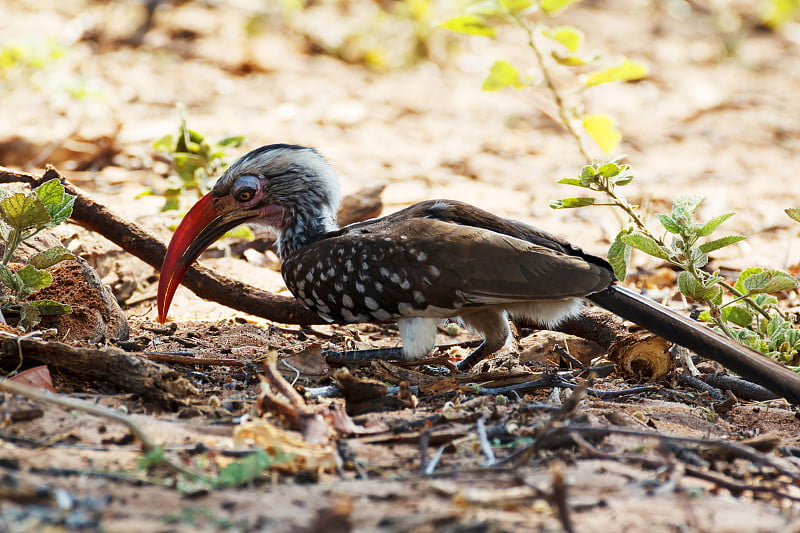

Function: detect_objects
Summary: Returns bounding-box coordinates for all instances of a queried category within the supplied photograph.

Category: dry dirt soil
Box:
[2,1,800,532]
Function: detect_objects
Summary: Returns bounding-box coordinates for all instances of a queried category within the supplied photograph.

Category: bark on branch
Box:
[0,334,193,409]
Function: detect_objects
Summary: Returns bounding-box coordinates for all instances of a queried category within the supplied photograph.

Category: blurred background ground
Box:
[2,0,800,531]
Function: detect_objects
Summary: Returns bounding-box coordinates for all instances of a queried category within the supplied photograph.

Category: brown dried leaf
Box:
[233,420,336,474]
[9,365,55,392]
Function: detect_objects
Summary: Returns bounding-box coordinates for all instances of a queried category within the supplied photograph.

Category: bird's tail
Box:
[588,283,800,404]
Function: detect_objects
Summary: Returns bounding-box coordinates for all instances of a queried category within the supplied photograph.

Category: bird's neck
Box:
[276,207,338,259]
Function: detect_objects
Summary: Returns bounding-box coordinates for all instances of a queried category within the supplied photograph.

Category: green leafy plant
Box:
[554,161,800,365]
[148,111,245,211]
[0,179,75,330]
[440,0,647,157]
[442,1,800,365]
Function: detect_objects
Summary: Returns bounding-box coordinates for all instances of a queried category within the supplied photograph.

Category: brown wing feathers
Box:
[282,201,613,322]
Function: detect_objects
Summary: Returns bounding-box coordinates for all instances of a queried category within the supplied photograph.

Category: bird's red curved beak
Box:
[157,193,253,323]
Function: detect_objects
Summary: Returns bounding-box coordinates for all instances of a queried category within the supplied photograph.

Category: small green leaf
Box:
[735,267,763,294]
[214,449,279,488]
[33,179,64,209]
[613,171,634,186]
[549,197,596,209]
[28,246,74,269]
[585,58,648,87]
[696,212,735,237]
[48,195,75,226]
[786,208,800,223]
[620,233,669,260]
[743,269,798,294]
[482,60,526,91]
[0,265,23,294]
[551,52,588,66]
[697,310,712,322]
[501,0,534,13]
[706,284,723,303]
[761,0,800,28]
[549,26,583,52]
[753,292,778,307]
[582,114,621,154]
[672,195,704,216]
[677,272,721,301]
[18,303,41,332]
[34,179,75,226]
[217,136,245,148]
[689,247,709,268]
[151,134,174,153]
[655,214,682,234]
[698,235,746,254]
[27,299,72,316]
[0,193,51,233]
[721,306,754,328]
[596,163,621,178]
[439,15,496,37]
[677,271,702,299]
[607,230,632,281]
[540,0,582,15]
[160,189,182,212]
[137,446,166,470]
[16,265,52,291]
[580,165,597,179]
[557,177,585,187]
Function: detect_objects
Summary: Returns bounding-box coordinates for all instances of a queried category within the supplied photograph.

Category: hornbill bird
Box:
[157,144,800,404]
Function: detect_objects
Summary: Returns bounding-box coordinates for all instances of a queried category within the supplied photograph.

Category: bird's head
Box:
[157,144,341,322]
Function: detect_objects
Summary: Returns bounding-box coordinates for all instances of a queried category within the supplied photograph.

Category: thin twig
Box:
[542,424,798,478]
[515,11,591,163]
[670,372,725,402]
[419,426,431,473]
[682,464,800,502]
[550,461,575,533]
[569,430,800,502]
[700,373,778,402]
[477,416,497,466]
[423,445,446,475]
[143,352,248,367]
[261,352,330,445]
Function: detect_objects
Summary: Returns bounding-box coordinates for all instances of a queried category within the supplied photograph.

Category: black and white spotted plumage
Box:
[210,145,612,360]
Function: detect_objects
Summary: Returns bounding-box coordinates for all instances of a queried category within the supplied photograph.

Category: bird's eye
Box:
[232,175,259,203]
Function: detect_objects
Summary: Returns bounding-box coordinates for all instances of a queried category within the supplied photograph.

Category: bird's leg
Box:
[456,310,510,371]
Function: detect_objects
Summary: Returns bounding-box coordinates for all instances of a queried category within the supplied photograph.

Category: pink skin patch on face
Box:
[260,203,288,230]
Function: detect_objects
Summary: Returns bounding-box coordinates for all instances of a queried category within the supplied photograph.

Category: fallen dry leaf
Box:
[233,420,336,474]
[9,365,55,392]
